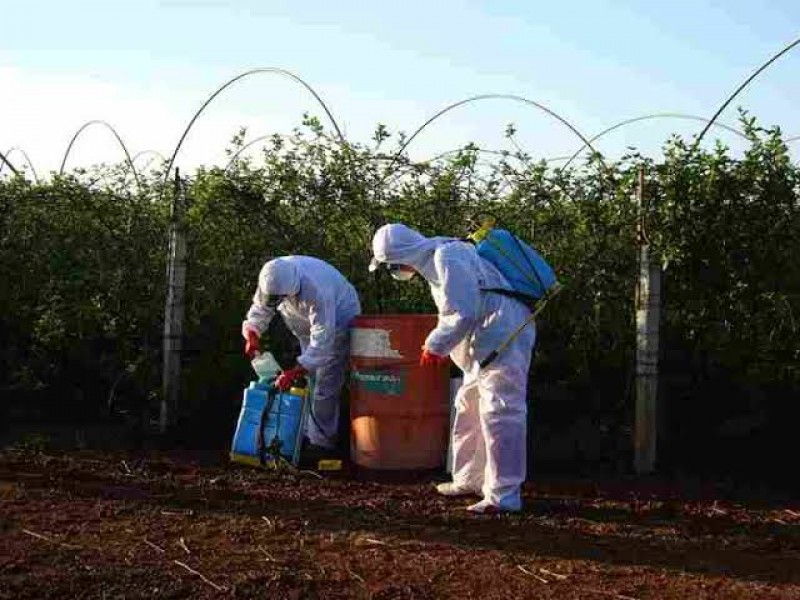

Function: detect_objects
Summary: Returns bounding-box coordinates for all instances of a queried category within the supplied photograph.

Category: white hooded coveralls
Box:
[242,256,361,448]
[372,224,536,510]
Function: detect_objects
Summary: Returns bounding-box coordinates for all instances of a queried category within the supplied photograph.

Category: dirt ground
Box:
[1,449,799,599]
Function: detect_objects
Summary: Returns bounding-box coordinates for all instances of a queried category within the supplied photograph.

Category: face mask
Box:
[389,268,415,282]
[265,295,285,308]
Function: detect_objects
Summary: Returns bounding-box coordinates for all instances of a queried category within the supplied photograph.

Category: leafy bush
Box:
[1,114,797,475]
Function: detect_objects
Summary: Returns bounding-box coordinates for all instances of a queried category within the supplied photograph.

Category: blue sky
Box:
[1,0,799,174]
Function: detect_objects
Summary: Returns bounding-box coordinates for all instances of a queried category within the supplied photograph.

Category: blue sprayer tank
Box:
[473,227,558,301]
[230,379,309,467]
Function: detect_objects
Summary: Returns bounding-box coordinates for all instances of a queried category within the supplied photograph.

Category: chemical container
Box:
[230,380,309,467]
[349,314,450,469]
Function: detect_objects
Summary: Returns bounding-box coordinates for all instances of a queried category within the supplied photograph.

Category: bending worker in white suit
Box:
[242,256,361,454]
[369,223,536,513]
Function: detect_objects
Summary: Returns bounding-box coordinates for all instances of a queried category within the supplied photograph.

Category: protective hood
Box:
[258,258,301,297]
[369,223,456,278]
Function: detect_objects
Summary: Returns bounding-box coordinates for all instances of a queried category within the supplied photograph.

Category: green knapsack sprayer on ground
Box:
[465,214,563,367]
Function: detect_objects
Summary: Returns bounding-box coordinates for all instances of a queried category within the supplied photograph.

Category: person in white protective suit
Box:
[242,256,361,453]
[369,223,536,514]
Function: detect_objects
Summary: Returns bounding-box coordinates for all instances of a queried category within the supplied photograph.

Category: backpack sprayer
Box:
[465,213,563,368]
[230,352,343,472]
[230,352,311,468]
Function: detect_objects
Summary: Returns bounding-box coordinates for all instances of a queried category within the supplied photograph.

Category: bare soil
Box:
[2,449,799,599]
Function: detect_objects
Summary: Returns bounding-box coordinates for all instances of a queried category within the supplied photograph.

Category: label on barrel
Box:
[352,369,406,395]
[350,328,403,358]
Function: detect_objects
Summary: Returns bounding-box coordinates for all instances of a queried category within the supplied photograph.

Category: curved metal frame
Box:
[561,113,749,172]
[691,34,800,153]
[161,68,345,190]
[222,132,332,174]
[128,150,168,177]
[223,134,276,172]
[132,149,168,165]
[59,120,141,189]
[0,149,20,177]
[0,146,39,181]
[424,146,571,165]
[379,94,603,185]
[381,147,516,190]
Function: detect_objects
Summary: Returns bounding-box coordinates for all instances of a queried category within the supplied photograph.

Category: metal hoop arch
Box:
[0,149,20,177]
[59,120,141,189]
[560,113,749,172]
[161,68,346,192]
[691,34,800,153]
[379,94,603,185]
[0,146,38,181]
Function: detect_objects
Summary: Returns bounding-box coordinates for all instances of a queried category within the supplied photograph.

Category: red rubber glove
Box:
[276,365,307,391]
[420,348,449,367]
[244,329,260,360]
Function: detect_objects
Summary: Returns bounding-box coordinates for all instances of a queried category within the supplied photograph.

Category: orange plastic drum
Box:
[349,315,450,469]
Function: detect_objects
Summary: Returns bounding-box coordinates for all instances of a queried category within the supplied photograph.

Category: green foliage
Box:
[1,114,797,448]
[0,175,167,415]
[648,115,800,387]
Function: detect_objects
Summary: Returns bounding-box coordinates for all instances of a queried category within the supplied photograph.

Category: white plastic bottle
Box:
[250,351,281,383]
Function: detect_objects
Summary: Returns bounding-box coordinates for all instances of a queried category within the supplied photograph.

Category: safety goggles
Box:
[368,258,404,274]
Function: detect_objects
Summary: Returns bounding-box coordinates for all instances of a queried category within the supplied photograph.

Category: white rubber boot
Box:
[435,482,480,497]
[466,498,521,514]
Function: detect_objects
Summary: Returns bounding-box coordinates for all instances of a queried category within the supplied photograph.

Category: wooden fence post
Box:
[161,168,187,434]
[634,166,661,474]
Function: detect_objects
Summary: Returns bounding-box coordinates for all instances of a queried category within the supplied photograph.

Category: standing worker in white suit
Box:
[369,223,536,513]
[242,256,361,455]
